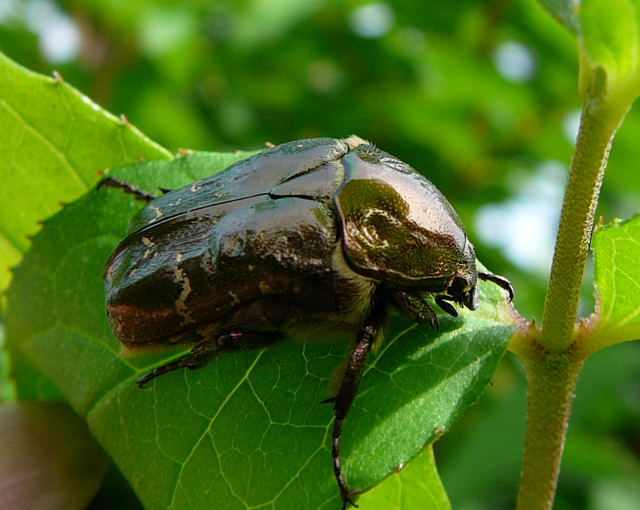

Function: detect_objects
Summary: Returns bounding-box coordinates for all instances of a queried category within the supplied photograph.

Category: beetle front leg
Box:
[137,339,221,388]
[390,289,439,330]
[137,332,281,388]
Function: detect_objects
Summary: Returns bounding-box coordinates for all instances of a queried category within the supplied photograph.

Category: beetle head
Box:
[444,239,479,311]
[335,144,478,300]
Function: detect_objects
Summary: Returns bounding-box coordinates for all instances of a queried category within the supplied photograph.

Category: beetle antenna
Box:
[478,271,514,302]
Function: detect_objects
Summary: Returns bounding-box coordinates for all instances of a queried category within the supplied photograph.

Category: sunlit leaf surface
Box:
[358,446,451,510]
[590,215,640,347]
[0,52,171,293]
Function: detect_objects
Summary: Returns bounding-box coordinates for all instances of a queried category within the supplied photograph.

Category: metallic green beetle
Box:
[104,135,513,509]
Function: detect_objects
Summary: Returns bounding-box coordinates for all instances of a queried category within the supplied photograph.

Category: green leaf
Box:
[536,0,580,33]
[587,215,640,350]
[358,446,451,510]
[0,326,14,403]
[580,1,640,80]
[577,0,640,111]
[5,155,514,509]
[0,52,171,295]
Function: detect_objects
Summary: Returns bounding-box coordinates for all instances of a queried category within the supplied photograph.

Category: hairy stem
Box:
[540,103,621,352]
[515,351,582,510]
[514,93,630,509]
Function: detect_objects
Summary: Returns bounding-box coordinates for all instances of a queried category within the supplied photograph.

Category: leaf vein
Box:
[0,98,86,190]
[168,351,266,508]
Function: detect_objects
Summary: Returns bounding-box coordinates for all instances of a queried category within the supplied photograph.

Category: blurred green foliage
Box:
[1,0,639,508]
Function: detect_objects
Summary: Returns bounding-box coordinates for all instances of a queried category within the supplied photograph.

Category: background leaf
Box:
[579,0,640,83]
[588,215,640,348]
[5,154,514,509]
[358,446,451,510]
[0,401,108,509]
[576,0,640,107]
[0,52,171,295]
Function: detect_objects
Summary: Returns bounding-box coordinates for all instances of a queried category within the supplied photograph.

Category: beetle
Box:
[104,135,513,509]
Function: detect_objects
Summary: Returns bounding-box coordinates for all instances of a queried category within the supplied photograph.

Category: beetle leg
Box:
[215,331,282,351]
[435,296,458,317]
[137,332,281,388]
[329,294,388,509]
[98,177,158,203]
[478,271,514,302]
[389,290,439,330]
[331,326,373,509]
[137,340,221,388]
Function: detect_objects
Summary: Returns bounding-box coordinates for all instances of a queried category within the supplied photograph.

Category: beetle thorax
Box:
[335,161,473,292]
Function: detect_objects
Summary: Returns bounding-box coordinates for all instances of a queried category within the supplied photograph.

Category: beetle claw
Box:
[424,312,440,331]
[136,369,162,388]
[340,490,360,510]
[136,360,184,388]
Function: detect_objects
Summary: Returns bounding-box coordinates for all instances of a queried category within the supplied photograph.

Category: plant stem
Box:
[540,101,623,352]
[515,351,582,510]
[514,91,630,509]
